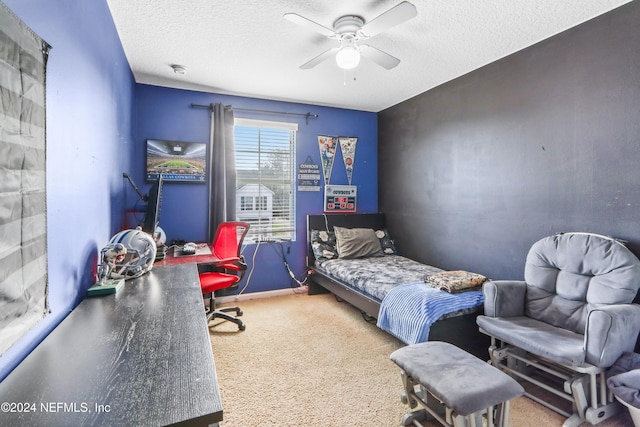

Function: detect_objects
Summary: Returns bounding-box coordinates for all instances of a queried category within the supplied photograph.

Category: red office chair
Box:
[199,221,250,331]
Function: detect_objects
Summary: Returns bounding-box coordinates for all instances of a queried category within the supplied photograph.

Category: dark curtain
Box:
[207,103,236,242]
[0,1,51,355]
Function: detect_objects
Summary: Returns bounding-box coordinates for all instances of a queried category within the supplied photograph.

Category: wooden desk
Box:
[0,264,222,426]
[155,245,220,267]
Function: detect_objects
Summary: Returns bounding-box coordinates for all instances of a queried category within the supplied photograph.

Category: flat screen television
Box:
[142,174,163,236]
[146,139,207,183]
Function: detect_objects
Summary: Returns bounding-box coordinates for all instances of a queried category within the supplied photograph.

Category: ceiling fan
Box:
[284,1,418,71]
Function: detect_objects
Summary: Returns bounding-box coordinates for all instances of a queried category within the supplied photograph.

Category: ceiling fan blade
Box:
[300,47,340,69]
[283,13,335,38]
[359,45,401,69]
[359,1,417,38]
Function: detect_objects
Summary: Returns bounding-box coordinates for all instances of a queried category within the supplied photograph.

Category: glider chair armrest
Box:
[483,280,527,318]
[585,304,640,368]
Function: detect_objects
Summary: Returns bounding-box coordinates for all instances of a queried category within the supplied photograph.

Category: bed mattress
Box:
[316,254,485,344]
[316,254,443,301]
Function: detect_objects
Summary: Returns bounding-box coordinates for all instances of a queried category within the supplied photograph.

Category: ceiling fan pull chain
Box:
[342,69,358,86]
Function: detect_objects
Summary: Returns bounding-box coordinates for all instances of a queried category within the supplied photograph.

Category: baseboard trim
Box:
[216,286,308,304]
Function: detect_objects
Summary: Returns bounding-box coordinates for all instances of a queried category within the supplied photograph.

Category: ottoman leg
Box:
[401,410,428,427]
[452,412,483,427]
[399,370,420,409]
[493,401,511,427]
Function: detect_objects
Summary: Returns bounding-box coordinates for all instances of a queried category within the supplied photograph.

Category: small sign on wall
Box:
[324,185,357,213]
[297,156,321,192]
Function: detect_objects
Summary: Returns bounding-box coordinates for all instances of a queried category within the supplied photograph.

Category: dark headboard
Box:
[306,213,386,267]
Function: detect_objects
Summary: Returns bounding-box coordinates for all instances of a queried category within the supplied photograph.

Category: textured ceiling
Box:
[106,0,631,112]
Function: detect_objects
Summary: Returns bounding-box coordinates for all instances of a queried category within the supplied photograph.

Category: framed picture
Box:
[146,139,207,183]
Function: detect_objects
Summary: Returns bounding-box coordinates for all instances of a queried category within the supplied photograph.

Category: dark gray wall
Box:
[378,2,640,281]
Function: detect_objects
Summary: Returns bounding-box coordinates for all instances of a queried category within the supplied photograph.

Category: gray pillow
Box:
[334,227,384,259]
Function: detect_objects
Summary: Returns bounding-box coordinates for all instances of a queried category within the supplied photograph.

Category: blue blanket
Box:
[377,282,484,345]
[607,352,640,408]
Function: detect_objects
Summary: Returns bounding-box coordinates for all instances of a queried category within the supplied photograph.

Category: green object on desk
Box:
[87,279,125,297]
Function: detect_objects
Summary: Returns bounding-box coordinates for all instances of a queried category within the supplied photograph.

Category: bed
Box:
[306,213,489,358]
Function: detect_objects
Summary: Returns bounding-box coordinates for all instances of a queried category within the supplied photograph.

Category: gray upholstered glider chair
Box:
[477,232,640,427]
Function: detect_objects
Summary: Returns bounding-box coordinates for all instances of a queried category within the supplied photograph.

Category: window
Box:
[256,195,268,211]
[240,196,254,211]
[234,118,297,241]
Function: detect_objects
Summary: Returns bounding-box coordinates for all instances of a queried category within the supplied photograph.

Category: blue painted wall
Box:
[134,84,378,293]
[0,0,376,381]
[1,0,135,380]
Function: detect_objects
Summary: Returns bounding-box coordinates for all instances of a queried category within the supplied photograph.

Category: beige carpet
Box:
[209,291,634,427]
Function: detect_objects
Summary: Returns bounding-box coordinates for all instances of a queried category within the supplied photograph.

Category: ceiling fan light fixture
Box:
[285,2,417,71]
[335,45,360,70]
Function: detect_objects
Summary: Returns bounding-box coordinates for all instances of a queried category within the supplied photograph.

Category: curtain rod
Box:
[190,103,319,124]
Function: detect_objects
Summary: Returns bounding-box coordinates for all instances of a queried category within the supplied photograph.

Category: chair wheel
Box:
[236,309,243,316]
[239,324,246,331]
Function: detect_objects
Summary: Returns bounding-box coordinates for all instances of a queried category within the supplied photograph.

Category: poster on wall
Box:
[339,137,357,185]
[318,135,337,185]
[298,156,321,192]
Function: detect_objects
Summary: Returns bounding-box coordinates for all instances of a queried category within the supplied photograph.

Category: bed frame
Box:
[306,213,489,358]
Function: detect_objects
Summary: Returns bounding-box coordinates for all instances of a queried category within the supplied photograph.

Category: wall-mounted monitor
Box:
[146,139,207,183]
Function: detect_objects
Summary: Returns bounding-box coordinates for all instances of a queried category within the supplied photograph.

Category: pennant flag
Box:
[339,137,357,185]
[318,135,337,185]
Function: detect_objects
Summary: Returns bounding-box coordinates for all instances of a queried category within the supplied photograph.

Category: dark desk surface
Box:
[154,245,220,267]
[0,264,222,426]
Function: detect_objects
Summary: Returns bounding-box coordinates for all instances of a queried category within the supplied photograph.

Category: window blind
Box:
[234,119,296,241]
[0,2,51,355]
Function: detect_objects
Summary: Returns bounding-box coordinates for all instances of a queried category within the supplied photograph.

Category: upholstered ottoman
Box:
[390,341,524,427]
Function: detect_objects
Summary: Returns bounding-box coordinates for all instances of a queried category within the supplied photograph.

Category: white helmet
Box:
[102,228,157,280]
